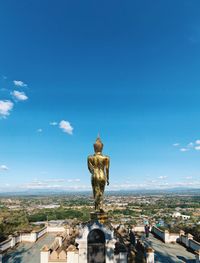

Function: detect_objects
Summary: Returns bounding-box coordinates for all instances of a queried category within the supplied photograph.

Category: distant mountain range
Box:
[0,188,199,197]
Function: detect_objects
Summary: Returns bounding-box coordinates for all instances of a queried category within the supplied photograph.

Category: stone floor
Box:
[142,233,196,263]
[3,233,57,263]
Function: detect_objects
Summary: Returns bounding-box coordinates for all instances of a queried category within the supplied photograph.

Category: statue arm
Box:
[105,157,110,185]
[87,156,94,174]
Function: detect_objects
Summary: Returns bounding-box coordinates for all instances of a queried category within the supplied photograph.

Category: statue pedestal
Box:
[90,211,108,224]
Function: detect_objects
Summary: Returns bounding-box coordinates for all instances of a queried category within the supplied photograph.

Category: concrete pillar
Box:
[67,251,75,263]
[195,250,200,263]
[146,247,154,263]
[164,230,170,243]
[10,235,16,248]
[40,248,50,263]
[119,252,128,263]
[78,240,87,263]
[106,239,116,263]
[30,232,37,242]
[74,252,79,263]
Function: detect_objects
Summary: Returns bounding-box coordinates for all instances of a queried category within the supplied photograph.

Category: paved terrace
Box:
[143,233,196,263]
[3,233,57,263]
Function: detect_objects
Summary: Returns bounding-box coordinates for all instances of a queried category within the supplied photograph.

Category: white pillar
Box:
[164,230,170,243]
[78,240,87,263]
[10,235,16,248]
[146,247,154,263]
[106,239,116,263]
[40,249,49,263]
[74,252,79,263]
[67,251,75,263]
[30,232,37,242]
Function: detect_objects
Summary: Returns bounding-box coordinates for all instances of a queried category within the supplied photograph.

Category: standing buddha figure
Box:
[87,136,110,211]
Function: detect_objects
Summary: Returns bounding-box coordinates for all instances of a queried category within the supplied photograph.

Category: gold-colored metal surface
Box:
[87,136,110,211]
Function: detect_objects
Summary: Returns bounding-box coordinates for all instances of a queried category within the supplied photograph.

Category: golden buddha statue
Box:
[87,136,110,211]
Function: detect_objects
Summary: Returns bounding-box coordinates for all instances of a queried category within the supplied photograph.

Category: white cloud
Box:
[50,121,58,126]
[12,178,200,191]
[20,178,82,190]
[44,179,65,183]
[37,128,43,133]
[13,80,27,87]
[195,140,200,145]
[11,90,28,101]
[0,165,9,171]
[173,143,179,147]
[59,120,73,135]
[74,178,81,182]
[180,148,189,152]
[158,176,168,180]
[67,179,81,183]
[0,100,14,118]
[195,146,200,151]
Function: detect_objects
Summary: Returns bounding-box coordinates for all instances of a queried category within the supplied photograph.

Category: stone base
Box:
[90,211,108,224]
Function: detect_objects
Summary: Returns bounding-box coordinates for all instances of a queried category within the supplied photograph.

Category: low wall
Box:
[0,226,48,253]
[37,227,47,239]
[0,239,11,251]
[151,226,165,241]
[0,225,68,256]
[152,227,200,252]
[47,226,66,233]
[180,235,187,246]
[167,233,179,243]
[133,226,145,233]
[151,226,179,243]
[189,239,200,251]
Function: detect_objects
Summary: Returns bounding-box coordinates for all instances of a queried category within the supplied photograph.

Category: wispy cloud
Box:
[50,121,58,126]
[180,148,189,152]
[37,128,43,133]
[13,80,27,87]
[0,100,14,118]
[11,90,28,101]
[59,120,73,135]
[174,139,200,152]
[20,178,81,190]
[67,179,81,183]
[158,176,168,180]
[0,165,9,171]
[8,177,200,191]
[173,143,179,147]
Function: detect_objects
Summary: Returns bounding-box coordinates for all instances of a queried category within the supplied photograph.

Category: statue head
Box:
[93,136,103,153]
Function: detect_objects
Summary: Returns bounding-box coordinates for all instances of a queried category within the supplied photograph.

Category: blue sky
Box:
[0,0,200,192]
